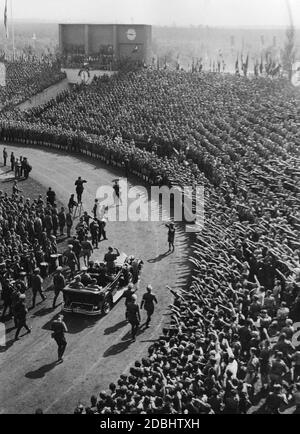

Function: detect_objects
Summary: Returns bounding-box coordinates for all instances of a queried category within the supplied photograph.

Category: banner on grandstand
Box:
[291,61,300,87]
[78,67,90,84]
[0,62,6,87]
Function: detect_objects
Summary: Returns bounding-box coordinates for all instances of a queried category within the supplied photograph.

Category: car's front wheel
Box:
[102,299,112,315]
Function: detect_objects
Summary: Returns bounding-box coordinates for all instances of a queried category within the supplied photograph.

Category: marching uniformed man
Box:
[126,294,141,341]
[31,268,46,309]
[92,199,99,219]
[51,315,68,362]
[63,245,78,278]
[123,283,137,320]
[140,285,158,328]
[14,294,31,341]
[52,266,66,309]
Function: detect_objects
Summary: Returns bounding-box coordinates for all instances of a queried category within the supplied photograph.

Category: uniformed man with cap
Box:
[14,294,31,340]
[123,283,137,320]
[63,245,78,279]
[165,222,175,252]
[104,246,120,274]
[90,218,99,249]
[75,177,87,204]
[31,267,46,309]
[51,314,68,362]
[69,275,84,289]
[140,285,158,328]
[126,294,141,341]
[81,267,93,286]
[52,266,66,309]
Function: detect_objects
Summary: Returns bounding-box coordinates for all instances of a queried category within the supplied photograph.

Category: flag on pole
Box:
[4,0,8,39]
[235,56,239,74]
[260,55,264,74]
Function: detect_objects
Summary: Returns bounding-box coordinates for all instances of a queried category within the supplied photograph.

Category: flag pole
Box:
[4,0,8,59]
[10,0,15,60]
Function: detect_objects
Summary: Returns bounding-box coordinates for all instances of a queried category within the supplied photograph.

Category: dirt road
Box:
[0,144,191,414]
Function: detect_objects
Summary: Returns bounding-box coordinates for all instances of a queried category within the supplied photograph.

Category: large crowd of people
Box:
[0,67,300,414]
[0,59,66,110]
[8,69,298,185]
[0,186,60,324]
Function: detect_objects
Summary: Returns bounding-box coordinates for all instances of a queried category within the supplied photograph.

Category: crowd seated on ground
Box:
[0,59,66,110]
[0,67,300,413]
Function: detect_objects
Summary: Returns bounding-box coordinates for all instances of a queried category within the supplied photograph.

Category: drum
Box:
[0,262,6,272]
[57,254,63,267]
[40,262,49,278]
[19,271,28,287]
[50,254,59,272]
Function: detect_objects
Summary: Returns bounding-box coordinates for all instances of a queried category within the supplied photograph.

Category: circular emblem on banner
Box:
[78,68,90,84]
[127,28,136,41]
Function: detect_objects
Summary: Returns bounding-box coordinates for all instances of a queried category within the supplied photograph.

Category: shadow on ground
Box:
[25,361,58,379]
[104,320,128,335]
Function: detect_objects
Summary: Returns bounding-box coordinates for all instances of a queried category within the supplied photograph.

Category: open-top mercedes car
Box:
[62,253,143,316]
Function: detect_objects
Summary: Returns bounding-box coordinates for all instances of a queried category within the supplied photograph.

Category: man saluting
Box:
[75,177,87,204]
[165,222,175,252]
[113,180,122,205]
[104,247,120,273]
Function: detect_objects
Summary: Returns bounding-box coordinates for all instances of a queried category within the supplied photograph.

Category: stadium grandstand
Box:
[0,58,66,110]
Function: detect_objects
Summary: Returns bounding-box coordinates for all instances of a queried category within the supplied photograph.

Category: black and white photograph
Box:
[0,0,299,420]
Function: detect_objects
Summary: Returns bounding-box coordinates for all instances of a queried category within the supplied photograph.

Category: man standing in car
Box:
[104,247,120,274]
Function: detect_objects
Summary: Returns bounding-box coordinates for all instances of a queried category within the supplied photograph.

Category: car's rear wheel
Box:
[102,299,112,315]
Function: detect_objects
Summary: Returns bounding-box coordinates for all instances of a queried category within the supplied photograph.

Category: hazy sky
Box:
[7,0,300,27]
